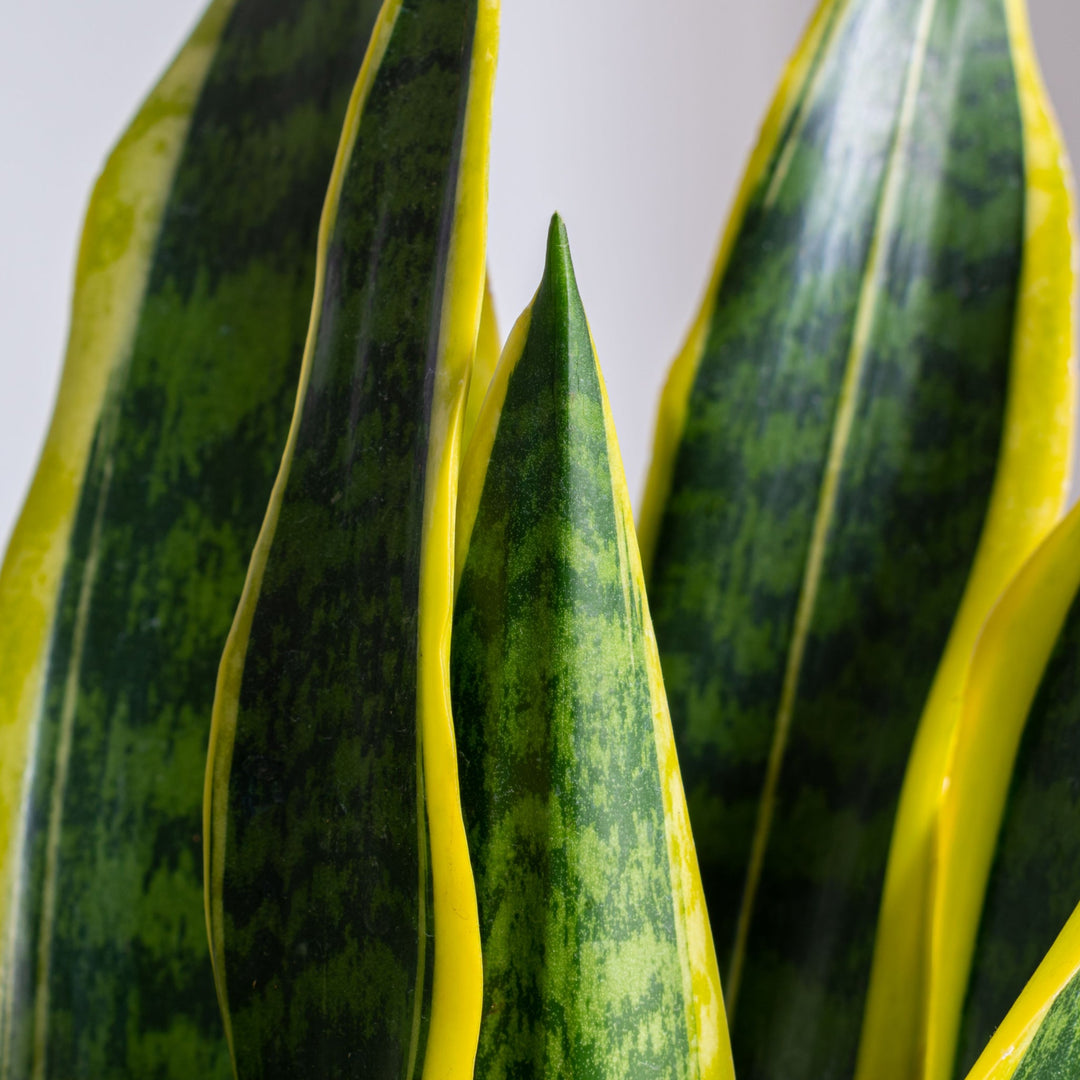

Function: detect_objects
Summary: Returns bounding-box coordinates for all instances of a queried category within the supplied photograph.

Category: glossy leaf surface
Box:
[452,215,731,1080]
[639,1,1072,1077]
[0,0,384,1074]
[950,503,1080,1077]
[861,2,1076,1076]
[204,0,497,1075]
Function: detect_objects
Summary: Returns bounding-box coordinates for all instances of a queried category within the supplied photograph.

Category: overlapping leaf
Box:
[451,214,731,1080]
[203,0,498,1074]
[963,904,1080,1080]
[939,502,1080,1079]
[952,516,1080,1080]
[0,0,387,1073]
[861,2,1076,1076]
[639,1,1074,1078]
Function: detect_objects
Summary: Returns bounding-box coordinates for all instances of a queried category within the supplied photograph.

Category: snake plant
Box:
[1,0,1079,1078]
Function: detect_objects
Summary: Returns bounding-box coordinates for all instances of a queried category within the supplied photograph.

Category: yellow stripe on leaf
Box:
[419,1,499,1072]
[599,344,733,1080]
[857,2,1076,1077]
[963,903,1080,1080]
[933,502,1080,1080]
[203,0,409,1058]
[462,277,501,453]
[637,0,845,575]
[0,0,235,1060]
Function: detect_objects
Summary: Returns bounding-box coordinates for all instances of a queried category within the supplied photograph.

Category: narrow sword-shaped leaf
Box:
[859,3,1076,1076]
[452,214,732,1080]
[204,0,497,1074]
[0,0,386,1074]
[639,1,1073,1078]
[637,0,839,574]
[943,503,1080,1076]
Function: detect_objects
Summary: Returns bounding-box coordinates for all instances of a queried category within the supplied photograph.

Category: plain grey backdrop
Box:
[0,0,1077,553]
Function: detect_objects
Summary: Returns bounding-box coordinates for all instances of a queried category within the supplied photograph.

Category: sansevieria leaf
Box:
[451,214,731,1080]
[980,961,1080,1080]
[963,863,1080,1079]
[462,281,501,450]
[0,0,385,1074]
[859,3,1075,1077]
[638,1,1074,1078]
[942,502,1080,1077]
[204,0,497,1074]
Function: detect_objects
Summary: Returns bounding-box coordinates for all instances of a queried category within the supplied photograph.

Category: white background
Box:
[0,0,1077,552]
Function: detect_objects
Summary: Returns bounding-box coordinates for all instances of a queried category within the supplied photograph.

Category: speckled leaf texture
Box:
[0,1,383,1076]
[957,588,1080,1076]
[964,931,1080,1080]
[640,1,1047,1078]
[451,215,730,1080]
[203,0,494,1076]
[1010,972,1080,1080]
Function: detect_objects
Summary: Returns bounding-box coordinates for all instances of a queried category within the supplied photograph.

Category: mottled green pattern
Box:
[646,1,1023,1077]
[220,2,477,1076]
[452,217,691,1080]
[1010,969,1080,1080]
[8,2,382,1077]
[956,595,1080,1077]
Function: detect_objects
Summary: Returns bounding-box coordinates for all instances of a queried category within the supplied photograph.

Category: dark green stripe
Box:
[647,1,1023,1077]
[956,592,1080,1077]
[219,2,478,1076]
[9,2,383,1076]
[452,216,692,1080]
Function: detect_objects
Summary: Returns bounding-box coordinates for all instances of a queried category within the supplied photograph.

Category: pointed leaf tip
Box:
[452,214,732,1080]
[546,210,569,251]
[542,211,575,297]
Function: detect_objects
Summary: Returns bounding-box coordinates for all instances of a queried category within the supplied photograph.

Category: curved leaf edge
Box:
[457,213,734,1080]
[636,0,843,575]
[0,0,237,1069]
[857,1,1077,1076]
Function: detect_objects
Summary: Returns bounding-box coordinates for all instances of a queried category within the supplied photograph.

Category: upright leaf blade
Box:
[204,0,498,1074]
[861,3,1076,1076]
[452,215,732,1080]
[945,506,1080,1076]
[639,1,1073,1077]
[638,0,840,575]
[0,0,385,1074]
[0,5,232,1037]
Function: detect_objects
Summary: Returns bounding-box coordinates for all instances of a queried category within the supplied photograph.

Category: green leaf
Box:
[911,498,1080,1080]
[203,0,498,1075]
[1008,969,1080,1080]
[864,3,1076,1076]
[451,214,732,1080]
[962,896,1080,1080]
[943,502,1080,1076]
[0,0,385,1074]
[638,1,1074,1078]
